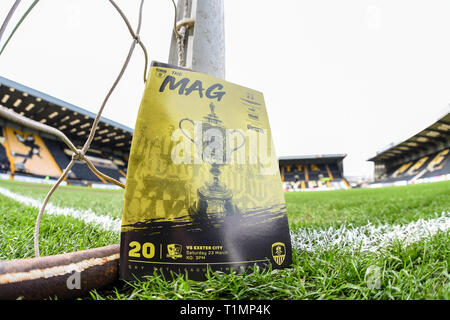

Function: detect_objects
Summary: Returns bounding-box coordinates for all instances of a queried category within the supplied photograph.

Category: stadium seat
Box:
[70,162,102,182]
[278,155,348,191]
[421,149,450,179]
[0,127,11,173]
[374,148,450,184]
[427,149,449,171]
[406,156,430,176]
[43,138,71,171]
[4,128,62,177]
[0,144,10,173]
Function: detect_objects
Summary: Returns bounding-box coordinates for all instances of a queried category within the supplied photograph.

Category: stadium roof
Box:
[368,110,450,163]
[278,153,347,164]
[0,76,133,155]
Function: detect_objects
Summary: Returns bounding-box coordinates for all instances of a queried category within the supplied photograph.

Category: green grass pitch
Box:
[0,179,448,300]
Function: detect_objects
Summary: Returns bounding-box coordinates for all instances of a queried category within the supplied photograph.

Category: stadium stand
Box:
[3,127,61,177]
[0,76,131,187]
[368,110,450,187]
[279,154,350,191]
[42,138,71,173]
[0,127,11,173]
[0,75,351,192]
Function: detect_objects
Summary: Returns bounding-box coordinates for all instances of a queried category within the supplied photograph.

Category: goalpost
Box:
[168,0,225,79]
[0,0,225,299]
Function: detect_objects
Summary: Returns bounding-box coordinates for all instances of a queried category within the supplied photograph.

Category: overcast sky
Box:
[1,0,450,177]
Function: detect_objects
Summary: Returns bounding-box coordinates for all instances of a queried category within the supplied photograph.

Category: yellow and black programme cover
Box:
[120,62,292,281]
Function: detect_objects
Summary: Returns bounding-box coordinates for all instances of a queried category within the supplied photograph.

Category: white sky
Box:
[1,0,450,177]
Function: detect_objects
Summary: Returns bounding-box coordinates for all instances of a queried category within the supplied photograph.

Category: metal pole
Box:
[0,244,119,300]
[169,0,225,79]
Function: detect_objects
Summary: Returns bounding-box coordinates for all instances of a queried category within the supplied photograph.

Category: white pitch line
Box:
[290,212,450,254]
[0,186,121,233]
[0,185,448,253]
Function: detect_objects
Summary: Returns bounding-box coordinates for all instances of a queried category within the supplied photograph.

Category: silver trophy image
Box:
[179,102,245,221]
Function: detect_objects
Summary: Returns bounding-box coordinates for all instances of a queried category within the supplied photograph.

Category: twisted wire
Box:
[172,0,194,67]
[0,0,147,257]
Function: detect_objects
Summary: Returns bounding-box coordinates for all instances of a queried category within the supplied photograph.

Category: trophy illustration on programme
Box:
[179,102,245,221]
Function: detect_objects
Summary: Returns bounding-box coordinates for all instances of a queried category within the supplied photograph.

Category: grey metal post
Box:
[168,0,225,79]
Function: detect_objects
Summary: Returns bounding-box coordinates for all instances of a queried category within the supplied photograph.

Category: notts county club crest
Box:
[271,242,286,266]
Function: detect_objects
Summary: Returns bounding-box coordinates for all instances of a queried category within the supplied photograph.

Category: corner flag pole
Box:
[169,0,225,79]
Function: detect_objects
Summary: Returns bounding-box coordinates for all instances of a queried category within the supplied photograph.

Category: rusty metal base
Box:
[0,244,120,300]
